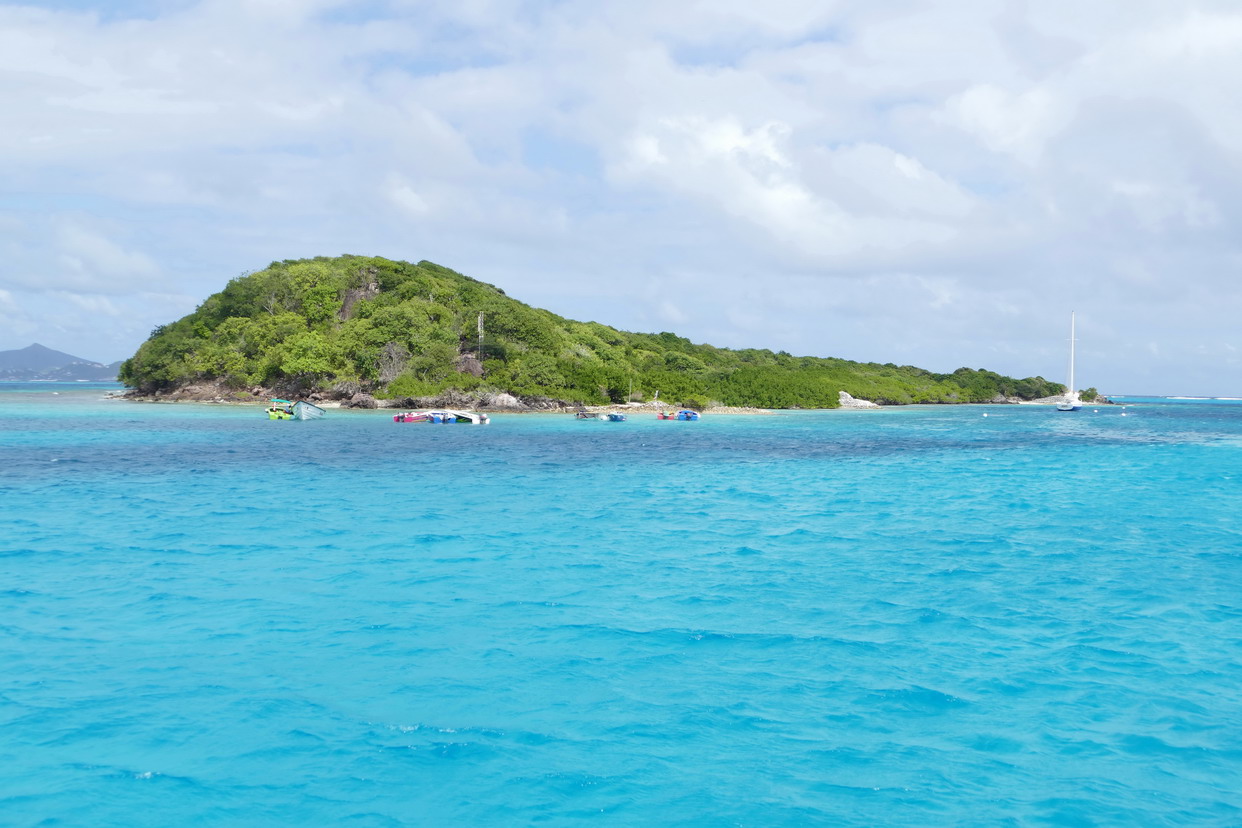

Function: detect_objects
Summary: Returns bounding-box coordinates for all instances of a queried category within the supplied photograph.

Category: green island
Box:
[120,255,1065,409]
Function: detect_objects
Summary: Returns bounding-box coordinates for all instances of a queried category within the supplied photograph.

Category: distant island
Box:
[0,343,123,382]
[120,255,1065,410]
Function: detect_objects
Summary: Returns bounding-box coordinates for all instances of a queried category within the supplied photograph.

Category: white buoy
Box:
[983,413,988,417]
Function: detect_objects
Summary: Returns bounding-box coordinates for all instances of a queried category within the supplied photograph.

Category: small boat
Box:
[573,409,627,422]
[1057,312,1082,412]
[293,401,325,420]
[394,409,490,425]
[267,399,294,419]
[658,410,700,421]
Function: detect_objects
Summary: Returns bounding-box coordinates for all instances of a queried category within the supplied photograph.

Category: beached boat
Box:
[394,409,490,424]
[293,401,325,420]
[1057,312,1082,412]
[658,410,700,421]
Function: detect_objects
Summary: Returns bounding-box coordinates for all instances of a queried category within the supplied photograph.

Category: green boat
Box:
[267,399,294,419]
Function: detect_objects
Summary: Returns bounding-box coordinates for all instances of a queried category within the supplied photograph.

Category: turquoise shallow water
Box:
[2,385,1241,826]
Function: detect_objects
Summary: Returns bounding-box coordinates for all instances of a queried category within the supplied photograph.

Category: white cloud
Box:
[388,178,431,217]
[938,84,1061,162]
[58,223,158,282]
[815,143,976,220]
[656,299,688,326]
[55,291,124,318]
[612,117,967,268]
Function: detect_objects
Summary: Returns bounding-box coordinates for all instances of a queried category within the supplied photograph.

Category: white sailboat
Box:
[1056,312,1081,411]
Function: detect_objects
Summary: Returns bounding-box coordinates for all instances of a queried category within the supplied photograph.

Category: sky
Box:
[2,0,1241,394]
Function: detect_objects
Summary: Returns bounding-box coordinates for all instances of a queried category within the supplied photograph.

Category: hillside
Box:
[0,343,122,381]
[119,255,1064,408]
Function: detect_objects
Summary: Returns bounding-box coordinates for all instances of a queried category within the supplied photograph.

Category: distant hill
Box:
[0,343,123,381]
[119,255,1064,408]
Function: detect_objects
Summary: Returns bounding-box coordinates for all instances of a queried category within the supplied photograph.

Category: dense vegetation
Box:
[120,255,1064,408]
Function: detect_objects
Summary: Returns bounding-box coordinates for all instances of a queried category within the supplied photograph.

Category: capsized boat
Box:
[658,410,700,421]
[394,409,490,424]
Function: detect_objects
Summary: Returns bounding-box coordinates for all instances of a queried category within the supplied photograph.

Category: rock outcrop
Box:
[337,266,381,321]
[838,391,881,409]
[455,353,485,377]
[480,391,523,409]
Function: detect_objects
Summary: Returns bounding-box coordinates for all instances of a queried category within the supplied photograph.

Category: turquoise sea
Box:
[2,383,1241,826]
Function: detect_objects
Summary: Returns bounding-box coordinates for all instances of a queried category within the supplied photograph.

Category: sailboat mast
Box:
[1067,311,1076,397]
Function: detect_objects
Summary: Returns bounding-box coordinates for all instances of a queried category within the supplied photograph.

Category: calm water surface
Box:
[2,385,1240,826]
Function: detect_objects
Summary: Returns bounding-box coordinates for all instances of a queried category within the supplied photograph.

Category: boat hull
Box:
[293,401,326,420]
